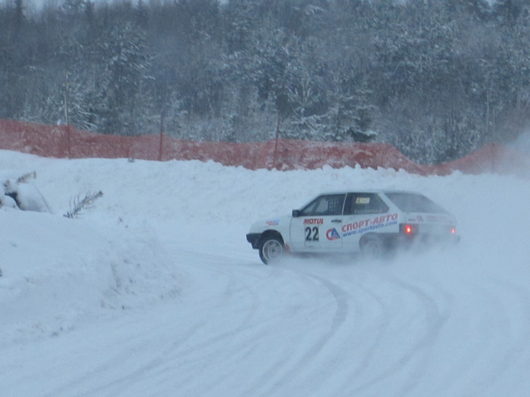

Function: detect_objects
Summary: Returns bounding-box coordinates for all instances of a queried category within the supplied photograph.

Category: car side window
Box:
[301,194,346,216]
[344,193,389,215]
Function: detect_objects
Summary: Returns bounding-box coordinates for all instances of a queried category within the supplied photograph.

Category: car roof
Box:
[317,190,420,196]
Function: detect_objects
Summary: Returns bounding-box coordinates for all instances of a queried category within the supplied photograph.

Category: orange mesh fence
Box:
[1,119,528,176]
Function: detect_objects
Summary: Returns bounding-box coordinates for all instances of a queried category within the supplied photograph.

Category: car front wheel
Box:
[259,236,284,265]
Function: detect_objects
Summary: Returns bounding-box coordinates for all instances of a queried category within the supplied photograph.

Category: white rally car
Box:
[246,190,459,264]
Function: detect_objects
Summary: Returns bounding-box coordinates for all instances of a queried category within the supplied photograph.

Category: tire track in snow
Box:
[240,268,351,397]
[33,241,530,397]
[481,278,530,396]
[272,262,449,397]
[334,260,530,397]
[419,274,530,397]
[345,272,448,396]
[46,249,265,397]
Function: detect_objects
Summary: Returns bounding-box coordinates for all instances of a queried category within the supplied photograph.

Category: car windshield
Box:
[385,192,447,214]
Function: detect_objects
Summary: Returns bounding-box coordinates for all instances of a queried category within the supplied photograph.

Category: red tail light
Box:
[400,224,417,235]
[450,227,457,235]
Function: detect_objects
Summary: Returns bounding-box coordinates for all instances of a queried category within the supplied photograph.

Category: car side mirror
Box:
[292,209,301,217]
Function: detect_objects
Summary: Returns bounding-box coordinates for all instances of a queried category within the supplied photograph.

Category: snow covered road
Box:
[1,151,530,396]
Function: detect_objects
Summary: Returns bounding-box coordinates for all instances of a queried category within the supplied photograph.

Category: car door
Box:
[289,194,345,252]
[340,193,392,252]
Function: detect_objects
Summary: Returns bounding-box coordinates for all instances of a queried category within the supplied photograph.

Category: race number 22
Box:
[305,227,319,241]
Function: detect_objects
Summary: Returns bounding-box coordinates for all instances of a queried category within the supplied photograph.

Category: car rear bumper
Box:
[389,233,460,248]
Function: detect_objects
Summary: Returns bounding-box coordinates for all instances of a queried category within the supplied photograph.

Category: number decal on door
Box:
[305,227,319,241]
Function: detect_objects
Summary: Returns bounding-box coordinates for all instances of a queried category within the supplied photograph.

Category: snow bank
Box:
[0,189,180,346]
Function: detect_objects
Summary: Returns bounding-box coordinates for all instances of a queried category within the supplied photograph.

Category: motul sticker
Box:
[304,218,324,225]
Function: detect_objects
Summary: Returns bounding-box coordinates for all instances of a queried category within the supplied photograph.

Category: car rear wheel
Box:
[259,236,284,265]
[360,235,386,259]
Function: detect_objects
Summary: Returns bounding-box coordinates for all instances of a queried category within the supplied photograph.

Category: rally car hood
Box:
[248,215,291,233]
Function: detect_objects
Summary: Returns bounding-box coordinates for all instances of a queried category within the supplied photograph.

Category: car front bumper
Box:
[246,233,261,249]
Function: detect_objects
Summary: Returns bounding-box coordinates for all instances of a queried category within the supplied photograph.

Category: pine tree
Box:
[95,22,151,135]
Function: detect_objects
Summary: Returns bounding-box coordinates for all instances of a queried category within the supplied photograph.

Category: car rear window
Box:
[385,192,446,213]
[344,193,389,215]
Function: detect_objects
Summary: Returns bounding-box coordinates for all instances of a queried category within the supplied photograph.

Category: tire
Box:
[360,235,386,259]
[259,235,284,265]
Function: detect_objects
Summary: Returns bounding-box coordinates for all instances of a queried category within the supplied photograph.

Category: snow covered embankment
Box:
[0,168,180,346]
[1,149,530,397]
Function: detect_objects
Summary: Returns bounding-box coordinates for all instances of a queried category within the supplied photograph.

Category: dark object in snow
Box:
[1,171,51,212]
[16,171,37,184]
[64,191,104,218]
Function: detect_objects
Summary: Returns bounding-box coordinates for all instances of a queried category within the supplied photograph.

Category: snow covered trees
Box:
[0,0,529,163]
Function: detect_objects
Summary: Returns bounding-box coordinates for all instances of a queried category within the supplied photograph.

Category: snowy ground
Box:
[1,149,529,397]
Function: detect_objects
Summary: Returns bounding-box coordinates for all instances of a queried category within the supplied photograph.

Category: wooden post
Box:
[158,130,164,161]
[63,74,71,159]
[66,124,71,159]
[158,112,165,161]
[273,114,281,169]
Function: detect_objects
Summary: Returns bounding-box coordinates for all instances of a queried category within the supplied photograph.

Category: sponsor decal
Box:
[266,219,279,226]
[304,218,324,225]
[371,213,398,225]
[355,197,371,204]
[342,213,399,237]
[326,228,341,240]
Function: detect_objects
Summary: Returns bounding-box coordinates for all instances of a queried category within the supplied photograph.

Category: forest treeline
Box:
[1,0,529,163]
